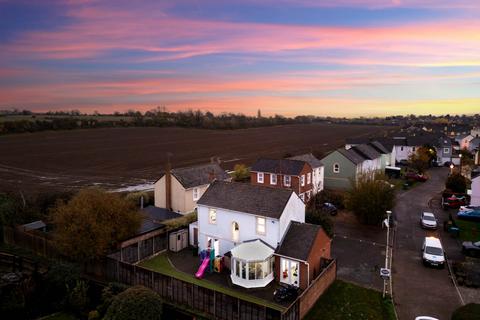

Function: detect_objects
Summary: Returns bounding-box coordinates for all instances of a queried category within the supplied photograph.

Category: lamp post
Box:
[381,210,392,298]
[450,163,454,175]
[459,153,463,175]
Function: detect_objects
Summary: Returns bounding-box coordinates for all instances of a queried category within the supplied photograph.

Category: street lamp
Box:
[381,210,392,298]
[450,163,454,175]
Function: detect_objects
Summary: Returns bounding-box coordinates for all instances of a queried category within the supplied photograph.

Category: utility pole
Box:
[381,210,392,298]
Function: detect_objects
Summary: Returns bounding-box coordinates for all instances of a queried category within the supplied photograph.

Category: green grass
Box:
[455,219,480,241]
[38,312,78,320]
[139,253,284,311]
[304,280,396,320]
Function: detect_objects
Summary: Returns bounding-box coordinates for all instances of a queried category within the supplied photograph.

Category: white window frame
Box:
[193,187,200,201]
[333,163,340,173]
[257,172,264,183]
[284,175,291,187]
[301,175,305,187]
[444,148,450,154]
[270,174,277,185]
[256,217,266,235]
[208,208,217,224]
[307,172,311,185]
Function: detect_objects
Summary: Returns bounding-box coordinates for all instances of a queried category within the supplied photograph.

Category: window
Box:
[412,147,416,152]
[400,146,404,151]
[193,188,199,201]
[444,148,449,154]
[284,175,291,186]
[257,172,264,183]
[301,175,305,186]
[300,193,305,202]
[270,174,277,185]
[256,217,266,235]
[208,208,217,224]
[333,163,340,173]
[307,172,311,184]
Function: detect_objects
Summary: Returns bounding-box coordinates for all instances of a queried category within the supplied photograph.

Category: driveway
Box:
[393,167,463,320]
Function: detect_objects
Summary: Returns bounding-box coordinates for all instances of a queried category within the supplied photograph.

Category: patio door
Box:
[280,258,300,287]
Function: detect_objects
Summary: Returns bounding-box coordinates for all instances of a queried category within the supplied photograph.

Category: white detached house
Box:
[195,181,305,288]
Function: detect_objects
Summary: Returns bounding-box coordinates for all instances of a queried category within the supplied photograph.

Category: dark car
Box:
[404,172,428,182]
[444,195,468,209]
[457,209,480,222]
[273,285,299,302]
[321,202,338,216]
[462,241,480,257]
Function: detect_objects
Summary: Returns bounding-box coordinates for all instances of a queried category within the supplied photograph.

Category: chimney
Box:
[165,162,172,211]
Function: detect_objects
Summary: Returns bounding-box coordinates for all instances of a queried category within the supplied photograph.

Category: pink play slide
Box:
[195,258,210,279]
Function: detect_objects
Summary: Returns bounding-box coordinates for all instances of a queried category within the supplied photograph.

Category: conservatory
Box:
[230,240,275,288]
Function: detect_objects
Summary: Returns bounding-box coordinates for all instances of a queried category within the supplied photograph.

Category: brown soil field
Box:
[0,124,393,193]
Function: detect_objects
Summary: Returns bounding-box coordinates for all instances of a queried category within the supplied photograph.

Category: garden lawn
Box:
[39,312,78,320]
[139,253,283,311]
[304,280,395,320]
[455,219,480,241]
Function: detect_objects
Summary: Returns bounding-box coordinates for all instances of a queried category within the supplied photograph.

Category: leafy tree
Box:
[231,164,250,182]
[408,146,431,173]
[305,207,334,237]
[67,280,90,316]
[50,188,142,261]
[446,173,468,193]
[345,173,395,225]
[451,303,480,320]
[125,192,150,207]
[104,286,163,320]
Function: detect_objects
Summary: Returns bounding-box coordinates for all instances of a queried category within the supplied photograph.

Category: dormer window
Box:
[257,172,264,183]
[284,175,291,187]
[270,174,277,185]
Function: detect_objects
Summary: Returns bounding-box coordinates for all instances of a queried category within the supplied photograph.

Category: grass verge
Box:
[139,253,284,311]
[304,280,396,320]
[454,219,480,241]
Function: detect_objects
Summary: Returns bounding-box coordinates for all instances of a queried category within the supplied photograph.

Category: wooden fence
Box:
[2,226,60,259]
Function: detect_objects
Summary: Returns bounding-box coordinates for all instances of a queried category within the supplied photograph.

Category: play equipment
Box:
[195,257,210,279]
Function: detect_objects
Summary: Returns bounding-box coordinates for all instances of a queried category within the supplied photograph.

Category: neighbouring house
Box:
[321,144,382,190]
[435,137,454,165]
[469,137,480,152]
[250,158,314,202]
[287,153,324,195]
[194,181,330,289]
[392,134,439,164]
[154,163,230,214]
[274,221,331,289]
[475,149,480,165]
[345,138,395,167]
[458,134,480,151]
[471,171,480,206]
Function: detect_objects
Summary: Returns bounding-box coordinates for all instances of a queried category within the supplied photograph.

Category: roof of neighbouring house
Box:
[21,220,46,232]
[197,181,295,219]
[337,148,368,165]
[143,205,182,221]
[159,163,230,189]
[275,221,326,261]
[472,170,480,180]
[351,144,382,160]
[368,141,390,154]
[287,153,323,168]
[251,158,310,176]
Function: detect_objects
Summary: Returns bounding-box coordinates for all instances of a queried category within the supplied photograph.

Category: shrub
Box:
[97,282,129,316]
[104,286,163,320]
[305,209,334,237]
[232,164,250,182]
[66,280,89,316]
[446,173,468,194]
[451,303,480,320]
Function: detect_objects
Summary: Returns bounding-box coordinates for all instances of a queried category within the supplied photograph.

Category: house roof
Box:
[160,163,230,189]
[275,222,325,261]
[231,239,274,261]
[287,153,323,168]
[337,148,367,165]
[143,205,182,222]
[251,158,309,176]
[472,170,480,180]
[368,141,390,154]
[197,181,295,219]
[351,144,381,160]
[21,220,46,231]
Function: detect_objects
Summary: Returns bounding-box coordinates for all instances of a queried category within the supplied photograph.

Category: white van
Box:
[422,237,445,268]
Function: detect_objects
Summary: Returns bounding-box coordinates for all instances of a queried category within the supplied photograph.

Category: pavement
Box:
[393,167,464,320]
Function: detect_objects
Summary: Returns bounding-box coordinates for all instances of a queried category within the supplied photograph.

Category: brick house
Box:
[274,221,331,289]
[250,159,314,202]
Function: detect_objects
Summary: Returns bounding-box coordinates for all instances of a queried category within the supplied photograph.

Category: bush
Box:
[305,209,334,237]
[97,282,129,316]
[451,303,480,320]
[66,280,89,316]
[104,286,163,320]
[446,173,468,194]
[232,164,250,182]
[345,173,395,225]
[310,190,345,210]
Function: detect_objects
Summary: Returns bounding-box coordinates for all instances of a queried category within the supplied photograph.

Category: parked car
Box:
[321,202,338,216]
[443,195,468,209]
[422,237,445,268]
[457,209,480,222]
[273,284,299,302]
[404,171,428,182]
[420,212,438,230]
[415,317,439,320]
[462,241,480,257]
[459,205,480,212]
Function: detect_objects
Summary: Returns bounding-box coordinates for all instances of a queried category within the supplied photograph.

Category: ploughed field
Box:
[0,124,391,193]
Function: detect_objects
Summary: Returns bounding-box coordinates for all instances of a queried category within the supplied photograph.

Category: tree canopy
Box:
[104,286,162,320]
[50,188,142,261]
[446,173,468,194]
[408,146,432,173]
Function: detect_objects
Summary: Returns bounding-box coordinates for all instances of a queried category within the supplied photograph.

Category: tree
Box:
[345,173,395,225]
[408,146,431,173]
[50,188,142,261]
[104,286,163,320]
[446,173,467,193]
[231,164,250,182]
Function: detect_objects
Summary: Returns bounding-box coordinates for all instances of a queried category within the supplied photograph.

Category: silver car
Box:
[420,212,437,230]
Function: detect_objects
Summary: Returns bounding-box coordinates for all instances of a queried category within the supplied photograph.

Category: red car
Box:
[404,172,428,182]
[443,195,467,209]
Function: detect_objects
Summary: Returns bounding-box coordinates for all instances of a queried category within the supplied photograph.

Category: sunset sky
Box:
[1,0,480,117]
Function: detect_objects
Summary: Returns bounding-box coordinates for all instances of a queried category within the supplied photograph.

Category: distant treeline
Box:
[0,107,393,135]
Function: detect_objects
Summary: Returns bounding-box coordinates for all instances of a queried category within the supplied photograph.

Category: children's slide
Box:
[195,258,210,279]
